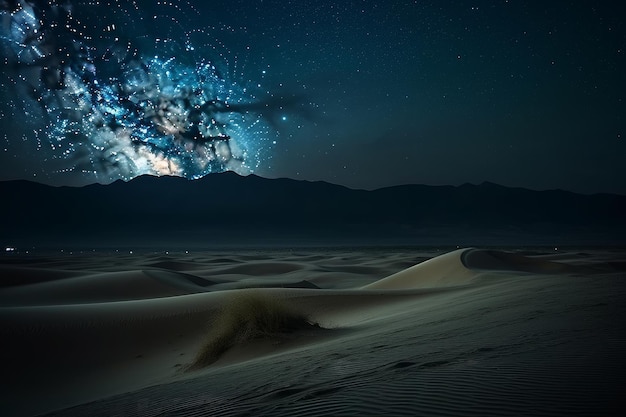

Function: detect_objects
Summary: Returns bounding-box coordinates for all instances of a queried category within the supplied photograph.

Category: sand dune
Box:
[362,248,477,289]
[0,269,213,306]
[1,247,624,416]
[0,265,87,287]
[212,262,305,276]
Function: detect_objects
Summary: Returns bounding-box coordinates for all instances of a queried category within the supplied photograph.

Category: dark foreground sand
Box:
[1,247,625,416]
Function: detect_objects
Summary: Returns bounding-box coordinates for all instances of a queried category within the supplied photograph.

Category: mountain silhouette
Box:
[1,173,625,247]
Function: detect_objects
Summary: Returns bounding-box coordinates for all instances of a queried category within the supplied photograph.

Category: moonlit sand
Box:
[1,247,625,416]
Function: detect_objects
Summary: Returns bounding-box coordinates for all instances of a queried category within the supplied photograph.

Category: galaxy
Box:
[1,0,276,183]
[1,1,625,194]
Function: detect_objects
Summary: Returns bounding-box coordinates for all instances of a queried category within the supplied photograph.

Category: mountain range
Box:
[2,173,625,248]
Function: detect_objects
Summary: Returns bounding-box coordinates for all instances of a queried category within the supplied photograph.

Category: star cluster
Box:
[1,0,274,183]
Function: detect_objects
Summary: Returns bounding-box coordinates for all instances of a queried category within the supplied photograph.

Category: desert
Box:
[2,246,624,416]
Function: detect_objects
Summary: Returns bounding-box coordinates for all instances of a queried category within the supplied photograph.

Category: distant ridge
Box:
[1,173,625,247]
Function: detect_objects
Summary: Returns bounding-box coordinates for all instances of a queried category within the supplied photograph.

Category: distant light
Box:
[5,247,15,252]
[281,116,287,121]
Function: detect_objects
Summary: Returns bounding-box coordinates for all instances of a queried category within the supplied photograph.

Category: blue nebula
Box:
[0,0,273,182]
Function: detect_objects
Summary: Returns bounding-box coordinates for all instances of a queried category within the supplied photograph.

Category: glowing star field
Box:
[0,0,274,182]
[1,1,624,194]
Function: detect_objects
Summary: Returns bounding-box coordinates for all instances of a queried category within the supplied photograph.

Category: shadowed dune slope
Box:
[0,265,87,288]
[0,269,212,306]
[461,248,588,274]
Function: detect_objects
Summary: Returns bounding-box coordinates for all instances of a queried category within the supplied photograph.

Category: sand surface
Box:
[1,246,625,416]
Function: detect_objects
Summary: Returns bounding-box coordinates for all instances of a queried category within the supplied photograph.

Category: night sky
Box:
[1,0,625,194]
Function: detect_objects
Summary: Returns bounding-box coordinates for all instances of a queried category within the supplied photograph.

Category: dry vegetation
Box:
[190,292,319,369]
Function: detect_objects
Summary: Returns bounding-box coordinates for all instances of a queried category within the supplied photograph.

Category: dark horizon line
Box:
[2,171,625,198]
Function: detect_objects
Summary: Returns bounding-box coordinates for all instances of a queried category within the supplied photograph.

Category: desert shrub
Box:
[190,291,317,369]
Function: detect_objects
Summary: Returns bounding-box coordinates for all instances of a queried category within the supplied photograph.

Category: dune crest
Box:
[361,247,593,291]
[362,249,476,290]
